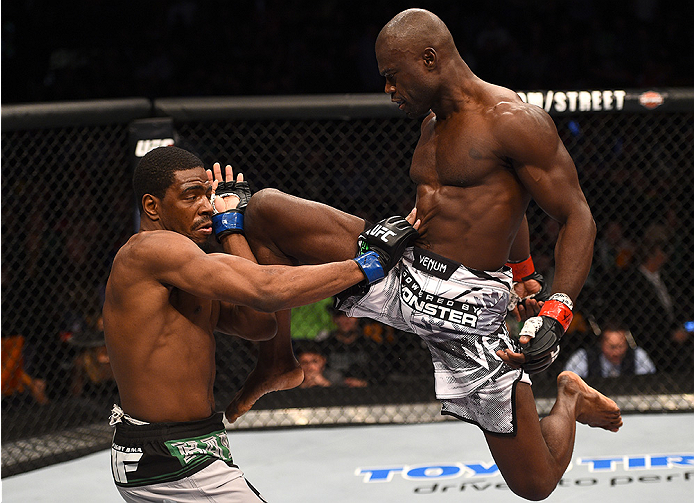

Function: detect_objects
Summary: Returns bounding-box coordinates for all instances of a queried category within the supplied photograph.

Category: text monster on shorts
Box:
[401,269,480,328]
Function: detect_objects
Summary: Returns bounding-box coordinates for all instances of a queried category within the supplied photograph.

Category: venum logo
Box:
[418,255,449,275]
[134,138,175,157]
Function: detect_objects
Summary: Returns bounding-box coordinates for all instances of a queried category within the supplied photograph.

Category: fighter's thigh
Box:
[245,188,365,265]
[483,383,556,491]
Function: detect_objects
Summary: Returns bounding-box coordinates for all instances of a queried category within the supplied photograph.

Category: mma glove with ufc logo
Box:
[354,215,419,284]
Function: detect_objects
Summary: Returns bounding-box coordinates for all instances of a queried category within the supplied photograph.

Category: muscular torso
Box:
[103,233,220,423]
[411,87,530,270]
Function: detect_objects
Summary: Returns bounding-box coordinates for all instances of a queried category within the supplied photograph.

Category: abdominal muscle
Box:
[106,313,218,423]
[115,355,217,423]
[414,184,526,271]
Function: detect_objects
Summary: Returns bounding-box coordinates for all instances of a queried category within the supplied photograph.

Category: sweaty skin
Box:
[384,62,594,297]
[103,164,391,423]
[230,9,621,501]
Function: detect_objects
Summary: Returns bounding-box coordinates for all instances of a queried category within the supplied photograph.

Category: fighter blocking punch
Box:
[105,149,424,502]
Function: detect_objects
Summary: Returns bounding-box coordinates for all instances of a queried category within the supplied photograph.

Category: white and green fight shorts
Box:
[110,405,267,502]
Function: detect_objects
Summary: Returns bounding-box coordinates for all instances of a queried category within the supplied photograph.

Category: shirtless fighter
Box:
[228,9,622,501]
[103,146,418,502]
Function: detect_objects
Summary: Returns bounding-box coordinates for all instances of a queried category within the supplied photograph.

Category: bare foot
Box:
[225,361,304,423]
[557,371,623,432]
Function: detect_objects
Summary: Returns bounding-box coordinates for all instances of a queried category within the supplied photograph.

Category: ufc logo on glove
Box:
[364,223,399,243]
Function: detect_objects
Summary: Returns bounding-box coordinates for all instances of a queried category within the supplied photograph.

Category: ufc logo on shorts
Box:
[365,224,397,243]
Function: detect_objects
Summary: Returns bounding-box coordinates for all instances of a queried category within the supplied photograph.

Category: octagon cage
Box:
[2,89,693,476]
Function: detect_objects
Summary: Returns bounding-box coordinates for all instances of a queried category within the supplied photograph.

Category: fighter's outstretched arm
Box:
[145,231,367,313]
[140,206,418,315]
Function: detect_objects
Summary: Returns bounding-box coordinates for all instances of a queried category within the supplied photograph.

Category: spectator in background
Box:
[318,307,388,387]
[1,204,49,406]
[1,335,49,405]
[68,315,116,397]
[294,340,331,389]
[564,319,656,378]
[611,224,690,372]
[583,219,635,320]
[594,220,634,276]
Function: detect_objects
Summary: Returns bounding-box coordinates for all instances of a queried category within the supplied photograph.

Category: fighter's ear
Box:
[141,194,161,221]
[423,47,437,69]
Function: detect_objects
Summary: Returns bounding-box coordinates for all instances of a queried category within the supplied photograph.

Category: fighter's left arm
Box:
[494,104,596,372]
[208,163,278,341]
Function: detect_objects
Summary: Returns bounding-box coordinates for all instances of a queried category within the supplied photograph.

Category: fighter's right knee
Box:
[244,188,292,242]
[246,188,285,221]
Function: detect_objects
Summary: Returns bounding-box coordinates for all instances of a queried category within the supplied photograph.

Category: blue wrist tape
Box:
[353,251,384,284]
[212,211,244,239]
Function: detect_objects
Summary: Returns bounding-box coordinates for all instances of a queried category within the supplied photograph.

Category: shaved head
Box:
[377,8,458,57]
[375,8,466,118]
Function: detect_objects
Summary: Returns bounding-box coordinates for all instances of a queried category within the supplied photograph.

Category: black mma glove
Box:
[519,293,573,374]
[353,215,419,284]
[211,176,253,241]
[519,271,551,304]
[506,255,551,312]
[214,178,252,212]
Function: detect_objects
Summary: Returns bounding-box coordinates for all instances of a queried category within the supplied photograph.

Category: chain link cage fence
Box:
[2,90,694,477]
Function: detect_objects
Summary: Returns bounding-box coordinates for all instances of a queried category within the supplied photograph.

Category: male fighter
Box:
[227,9,622,501]
[103,146,418,502]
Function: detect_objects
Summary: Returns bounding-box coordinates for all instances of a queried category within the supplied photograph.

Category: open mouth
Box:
[196,222,213,234]
[392,98,406,110]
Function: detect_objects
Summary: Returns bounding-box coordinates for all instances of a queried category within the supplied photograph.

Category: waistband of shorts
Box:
[410,247,512,283]
[412,247,461,266]
[113,412,225,443]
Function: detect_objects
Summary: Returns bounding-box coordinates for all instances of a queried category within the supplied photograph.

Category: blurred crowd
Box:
[3,0,693,105]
